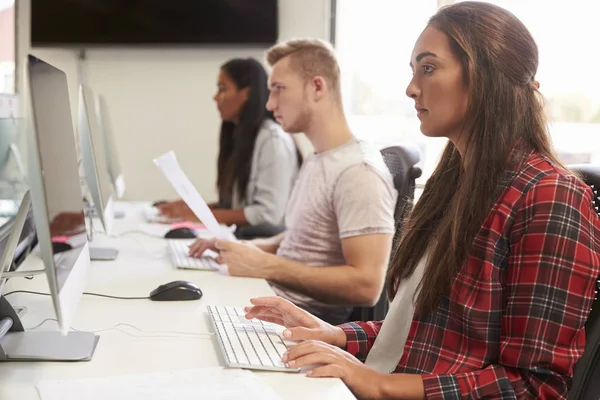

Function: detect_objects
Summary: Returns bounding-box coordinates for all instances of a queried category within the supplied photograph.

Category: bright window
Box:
[455,0,600,165]
[335,0,600,184]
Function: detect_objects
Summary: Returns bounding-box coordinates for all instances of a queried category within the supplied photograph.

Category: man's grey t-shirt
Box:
[271,139,396,324]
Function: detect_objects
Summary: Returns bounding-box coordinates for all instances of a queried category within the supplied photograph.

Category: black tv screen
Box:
[31,0,278,46]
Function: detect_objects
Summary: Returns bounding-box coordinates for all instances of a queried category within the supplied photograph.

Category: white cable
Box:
[109,230,160,239]
[126,235,167,259]
[27,318,214,339]
[28,318,56,330]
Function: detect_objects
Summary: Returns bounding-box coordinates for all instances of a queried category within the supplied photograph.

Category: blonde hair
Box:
[266,38,341,99]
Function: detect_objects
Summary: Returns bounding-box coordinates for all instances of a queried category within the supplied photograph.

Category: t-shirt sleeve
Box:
[333,163,396,239]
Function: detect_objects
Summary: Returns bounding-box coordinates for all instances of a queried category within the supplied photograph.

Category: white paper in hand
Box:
[153,151,236,241]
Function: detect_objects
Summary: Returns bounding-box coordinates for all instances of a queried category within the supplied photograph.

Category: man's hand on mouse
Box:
[214,240,272,278]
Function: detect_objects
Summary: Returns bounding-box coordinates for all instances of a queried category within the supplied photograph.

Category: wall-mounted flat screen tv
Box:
[31,1,278,46]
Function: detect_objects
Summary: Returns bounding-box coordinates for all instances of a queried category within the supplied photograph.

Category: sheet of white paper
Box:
[153,152,236,241]
[36,367,282,400]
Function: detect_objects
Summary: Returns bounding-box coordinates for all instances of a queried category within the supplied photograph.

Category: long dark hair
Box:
[386,2,565,314]
[217,58,273,204]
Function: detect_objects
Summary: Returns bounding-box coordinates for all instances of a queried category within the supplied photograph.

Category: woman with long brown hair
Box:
[157,58,301,238]
[243,2,600,398]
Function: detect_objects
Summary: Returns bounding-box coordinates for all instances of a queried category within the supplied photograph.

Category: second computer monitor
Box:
[78,84,115,235]
[97,95,126,199]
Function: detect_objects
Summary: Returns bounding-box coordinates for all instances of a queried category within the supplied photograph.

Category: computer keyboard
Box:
[167,240,219,271]
[142,204,180,223]
[208,305,299,372]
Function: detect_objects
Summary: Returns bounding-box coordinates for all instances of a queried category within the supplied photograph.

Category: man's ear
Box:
[311,76,327,101]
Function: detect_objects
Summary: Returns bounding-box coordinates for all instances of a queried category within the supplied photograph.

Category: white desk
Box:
[0,202,355,400]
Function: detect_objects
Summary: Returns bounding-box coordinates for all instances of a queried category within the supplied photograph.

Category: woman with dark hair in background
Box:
[158,58,300,238]
[242,2,600,398]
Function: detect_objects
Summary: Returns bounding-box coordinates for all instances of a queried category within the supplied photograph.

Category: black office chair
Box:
[348,145,422,322]
[567,164,600,400]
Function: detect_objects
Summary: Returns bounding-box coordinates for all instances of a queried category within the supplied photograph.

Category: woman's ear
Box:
[239,87,250,102]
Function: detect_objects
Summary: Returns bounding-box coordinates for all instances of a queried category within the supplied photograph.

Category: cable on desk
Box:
[127,235,167,259]
[3,290,149,300]
[28,318,214,339]
[109,230,158,238]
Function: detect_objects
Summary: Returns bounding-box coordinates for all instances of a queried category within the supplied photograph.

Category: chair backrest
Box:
[567,164,600,400]
[381,145,422,224]
[348,145,421,322]
[568,163,600,214]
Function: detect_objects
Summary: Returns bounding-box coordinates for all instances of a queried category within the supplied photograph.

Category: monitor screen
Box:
[79,85,115,234]
[27,54,90,333]
[31,0,279,46]
[0,119,36,271]
[97,95,125,198]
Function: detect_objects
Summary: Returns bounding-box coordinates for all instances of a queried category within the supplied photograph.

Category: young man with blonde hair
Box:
[189,39,396,324]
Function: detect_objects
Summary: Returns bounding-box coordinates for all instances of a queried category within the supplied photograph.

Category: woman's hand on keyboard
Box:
[244,297,347,348]
[157,201,194,220]
[188,238,218,258]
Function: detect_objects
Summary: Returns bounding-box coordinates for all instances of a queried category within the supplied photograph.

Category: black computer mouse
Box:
[164,227,197,239]
[149,280,203,301]
[52,241,73,254]
[152,200,168,207]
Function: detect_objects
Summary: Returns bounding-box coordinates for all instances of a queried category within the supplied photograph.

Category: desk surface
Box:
[0,202,355,400]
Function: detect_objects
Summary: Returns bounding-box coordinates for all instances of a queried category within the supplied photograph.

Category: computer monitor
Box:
[1,55,98,360]
[78,84,116,236]
[26,55,92,333]
[77,86,120,261]
[0,57,99,362]
[97,94,126,199]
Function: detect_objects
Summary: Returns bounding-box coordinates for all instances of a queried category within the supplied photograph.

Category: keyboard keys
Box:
[209,306,298,372]
[168,240,219,270]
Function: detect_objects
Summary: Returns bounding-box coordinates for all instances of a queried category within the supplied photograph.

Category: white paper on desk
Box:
[36,367,282,400]
[153,151,236,241]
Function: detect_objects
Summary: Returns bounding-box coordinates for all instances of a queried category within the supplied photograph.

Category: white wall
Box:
[16,0,330,201]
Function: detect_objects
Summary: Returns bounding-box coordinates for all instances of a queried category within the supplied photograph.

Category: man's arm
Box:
[250,232,286,254]
[263,233,392,306]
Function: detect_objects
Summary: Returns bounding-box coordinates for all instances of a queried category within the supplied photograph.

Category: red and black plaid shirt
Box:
[340,152,600,399]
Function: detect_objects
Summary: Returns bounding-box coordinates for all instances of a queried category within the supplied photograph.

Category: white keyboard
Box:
[142,205,181,223]
[208,305,299,372]
[167,240,219,271]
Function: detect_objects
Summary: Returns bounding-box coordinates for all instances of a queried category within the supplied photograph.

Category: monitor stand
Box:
[84,203,119,261]
[113,210,125,219]
[0,296,99,362]
[89,247,119,261]
[61,233,119,261]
